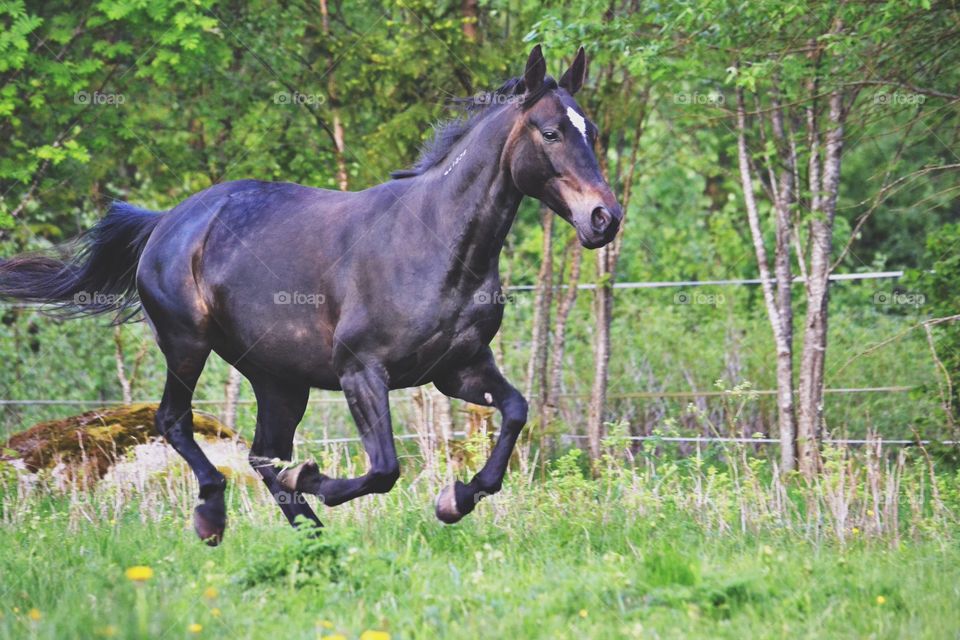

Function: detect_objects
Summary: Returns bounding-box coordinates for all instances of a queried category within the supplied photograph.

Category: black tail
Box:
[0,202,163,323]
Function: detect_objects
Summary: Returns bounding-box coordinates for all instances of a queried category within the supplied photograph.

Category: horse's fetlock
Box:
[199,477,227,500]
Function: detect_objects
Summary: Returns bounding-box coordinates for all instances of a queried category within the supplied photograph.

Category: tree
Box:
[532,4,655,462]
[735,82,798,471]
[664,0,960,474]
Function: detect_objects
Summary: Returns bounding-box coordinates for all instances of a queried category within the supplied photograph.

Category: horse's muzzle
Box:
[579,204,621,248]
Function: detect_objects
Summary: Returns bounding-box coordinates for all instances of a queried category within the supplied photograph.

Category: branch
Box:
[925,322,956,432]
[832,314,960,377]
[841,80,960,102]
[736,85,788,354]
[830,132,953,272]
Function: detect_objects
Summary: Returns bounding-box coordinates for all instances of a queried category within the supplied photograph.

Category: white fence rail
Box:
[505,270,905,290]
[0,270,906,307]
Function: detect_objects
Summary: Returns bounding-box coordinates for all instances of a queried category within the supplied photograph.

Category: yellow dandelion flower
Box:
[188,622,203,633]
[578,609,588,618]
[318,620,335,629]
[27,608,41,622]
[876,595,886,605]
[867,509,875,517]
[851,527,860,536]
[203,586,218,600]
[210,608,222,618]
[325,635,347,640]
[125,566,154,582]
[360,631,391,640]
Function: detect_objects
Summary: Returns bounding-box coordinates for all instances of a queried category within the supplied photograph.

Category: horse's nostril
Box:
[591,206,611,232]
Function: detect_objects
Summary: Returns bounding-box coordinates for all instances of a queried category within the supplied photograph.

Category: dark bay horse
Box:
[0,46,621,544]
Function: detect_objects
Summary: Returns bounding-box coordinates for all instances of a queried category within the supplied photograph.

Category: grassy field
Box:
[1,441,959,639]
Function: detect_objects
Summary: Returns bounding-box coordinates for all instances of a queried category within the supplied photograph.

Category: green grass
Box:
[1,456,959,640]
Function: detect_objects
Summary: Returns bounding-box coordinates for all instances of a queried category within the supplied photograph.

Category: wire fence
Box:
[0,386,933,448]
[505,270,905,290]
[1,269,935,448]
[295,432,953,447]
[0,385,915,407]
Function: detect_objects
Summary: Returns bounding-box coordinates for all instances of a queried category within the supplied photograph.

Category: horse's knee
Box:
[502,393,528,431]
[154,406,173,435]
[368,463,400,494]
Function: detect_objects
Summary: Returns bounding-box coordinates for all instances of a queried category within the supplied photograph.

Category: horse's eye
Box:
[542,130,560,142]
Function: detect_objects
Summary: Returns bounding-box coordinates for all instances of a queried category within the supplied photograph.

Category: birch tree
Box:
[716,2,960,474]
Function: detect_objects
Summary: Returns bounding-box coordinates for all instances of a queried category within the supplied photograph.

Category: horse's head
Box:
[506,45,622,249]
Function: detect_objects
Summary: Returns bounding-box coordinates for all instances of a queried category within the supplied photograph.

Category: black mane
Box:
[390,75,557,179]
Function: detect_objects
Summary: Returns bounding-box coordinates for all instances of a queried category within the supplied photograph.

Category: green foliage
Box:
[242,519,347,588]
[905,224,960,435]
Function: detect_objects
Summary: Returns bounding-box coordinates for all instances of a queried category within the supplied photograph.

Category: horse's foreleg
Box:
[278,365,400,506]
[433,346,528,524]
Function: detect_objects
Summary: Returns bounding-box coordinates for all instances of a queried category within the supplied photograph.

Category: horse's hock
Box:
[1,403,247,486]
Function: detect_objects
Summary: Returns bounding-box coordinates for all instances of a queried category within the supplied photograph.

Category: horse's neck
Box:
[423,110,523,283]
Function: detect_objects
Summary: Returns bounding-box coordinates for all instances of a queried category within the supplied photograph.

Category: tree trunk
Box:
[797,90,844,476]
[586,243,615,461]
[584,78,645,464]
[495,240,513,369]
[319,0,348,191]
[113,326,133,405]
[735,86,797,472]
[769,86,798,473]
[524,207,553,420]
[461,0,479,41]
[223,366,243,431]
[544,237,582,428]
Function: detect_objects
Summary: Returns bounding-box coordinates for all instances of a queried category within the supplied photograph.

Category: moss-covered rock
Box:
[1,403,239,481]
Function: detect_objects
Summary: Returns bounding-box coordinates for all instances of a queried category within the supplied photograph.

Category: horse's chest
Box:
[385,290,504,383]
[422,293,503,350]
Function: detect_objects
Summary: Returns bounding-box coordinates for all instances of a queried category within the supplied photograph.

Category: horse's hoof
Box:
[193,504,226,547]
[435,483,464,524]
[277,460,319,493]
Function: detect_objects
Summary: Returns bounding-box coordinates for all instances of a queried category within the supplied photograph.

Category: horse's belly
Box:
[209,309,342,389]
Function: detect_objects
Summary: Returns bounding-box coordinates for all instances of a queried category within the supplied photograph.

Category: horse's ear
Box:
[559,46,587,95]
[523,44,547,94]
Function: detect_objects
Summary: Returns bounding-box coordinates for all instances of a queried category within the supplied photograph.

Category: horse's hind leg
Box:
[155,339,227,545]
[246,376,322,529]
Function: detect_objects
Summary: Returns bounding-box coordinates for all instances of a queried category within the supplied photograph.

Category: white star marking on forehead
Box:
[565,106,588,143]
